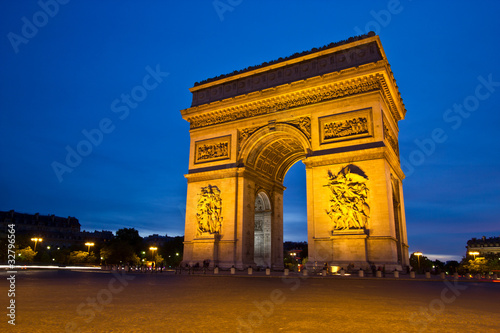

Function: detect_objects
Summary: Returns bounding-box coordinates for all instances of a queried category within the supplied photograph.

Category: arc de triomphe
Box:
[180,32,409,271]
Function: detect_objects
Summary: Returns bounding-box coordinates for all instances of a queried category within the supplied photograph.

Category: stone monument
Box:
[180,32,409,271]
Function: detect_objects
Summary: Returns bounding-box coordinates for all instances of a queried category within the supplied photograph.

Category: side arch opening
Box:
[254,191,272,268]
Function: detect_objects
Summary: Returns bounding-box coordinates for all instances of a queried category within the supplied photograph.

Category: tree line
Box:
[4,228,183,268]
[409,252,500,275]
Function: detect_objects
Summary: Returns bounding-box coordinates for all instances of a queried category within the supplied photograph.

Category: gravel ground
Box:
[3,269,499,332]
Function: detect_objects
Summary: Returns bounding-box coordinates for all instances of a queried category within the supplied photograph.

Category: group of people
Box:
[101,263,165,273]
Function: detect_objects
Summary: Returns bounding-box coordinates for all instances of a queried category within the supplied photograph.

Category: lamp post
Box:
[414,252,423,273]
[469,251,480,260]
[31,238,42,251]
[85,242,95,253]
[149,247,158,261]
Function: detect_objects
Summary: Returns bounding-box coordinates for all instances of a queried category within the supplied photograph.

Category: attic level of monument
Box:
[180,32,409,271]
[193,31,379,87]
[182,33,406,130]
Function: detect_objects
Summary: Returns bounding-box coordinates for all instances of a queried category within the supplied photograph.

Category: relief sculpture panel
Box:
[325,165,370,231]
[196,185,223,235]
[324,117,368,139]
[194,136,231,164]
[319,108,372,144]
[383,120,399,157]
[288,116,311,140]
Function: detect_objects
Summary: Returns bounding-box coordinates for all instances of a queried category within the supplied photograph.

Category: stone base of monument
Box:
[307,228,403,273]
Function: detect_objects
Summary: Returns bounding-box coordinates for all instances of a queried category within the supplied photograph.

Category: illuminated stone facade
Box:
[180,32,409,270]
[466,236,500,256]
[0,210,113,247]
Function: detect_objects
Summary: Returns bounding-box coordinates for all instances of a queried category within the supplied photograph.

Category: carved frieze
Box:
[238,116,310,153]
[196,185,223,235]
[188,75,385,129]
[288,117,311,140]
[325,165,370,231]
[319,108,372,144]
[238,126,260,152]
[324,117,368,139]
[194,136,231,164]
[254,219,263,232]
[383,121,399,158]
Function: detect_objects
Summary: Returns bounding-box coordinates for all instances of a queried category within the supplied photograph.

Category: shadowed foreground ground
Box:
[3,270,500,332]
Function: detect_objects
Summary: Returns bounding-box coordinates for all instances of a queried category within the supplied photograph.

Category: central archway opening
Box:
[283,162,307,242]
[241,124,311,269]
[283,161,307,270]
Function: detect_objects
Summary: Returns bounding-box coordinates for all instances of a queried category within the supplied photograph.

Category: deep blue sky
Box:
[1,1,499,261]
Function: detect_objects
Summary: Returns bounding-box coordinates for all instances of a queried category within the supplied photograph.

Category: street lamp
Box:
[149,247,158,261]
[469,251,480,260]
[85,242,95,253]
[414,252,423,273]
[31,238,42,251]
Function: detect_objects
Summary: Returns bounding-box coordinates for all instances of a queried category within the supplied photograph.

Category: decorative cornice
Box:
[379,65,405,120]
[304,149,386,169]
[187,74,396,129]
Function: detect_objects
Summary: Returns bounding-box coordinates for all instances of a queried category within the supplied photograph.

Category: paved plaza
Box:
[4,269,500,332]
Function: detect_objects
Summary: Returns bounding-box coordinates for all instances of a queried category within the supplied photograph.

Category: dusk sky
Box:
[1,1,499,261]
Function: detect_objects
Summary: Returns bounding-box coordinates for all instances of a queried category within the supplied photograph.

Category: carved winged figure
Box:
[325,166,370,230]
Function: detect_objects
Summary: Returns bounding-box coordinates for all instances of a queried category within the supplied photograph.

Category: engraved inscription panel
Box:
[194,136,231,164]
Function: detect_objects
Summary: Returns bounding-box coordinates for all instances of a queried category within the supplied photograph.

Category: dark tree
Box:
[100,228,144,265]
[115,228,144,254]
[444,260,460,273]
[409,253,433,273]
[160,236,184,267]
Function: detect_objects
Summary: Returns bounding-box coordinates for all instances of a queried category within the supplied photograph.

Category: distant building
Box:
[466,236,500,256]
[144,233,173,247]
[0,210,113,248]
[81,230,114,245]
